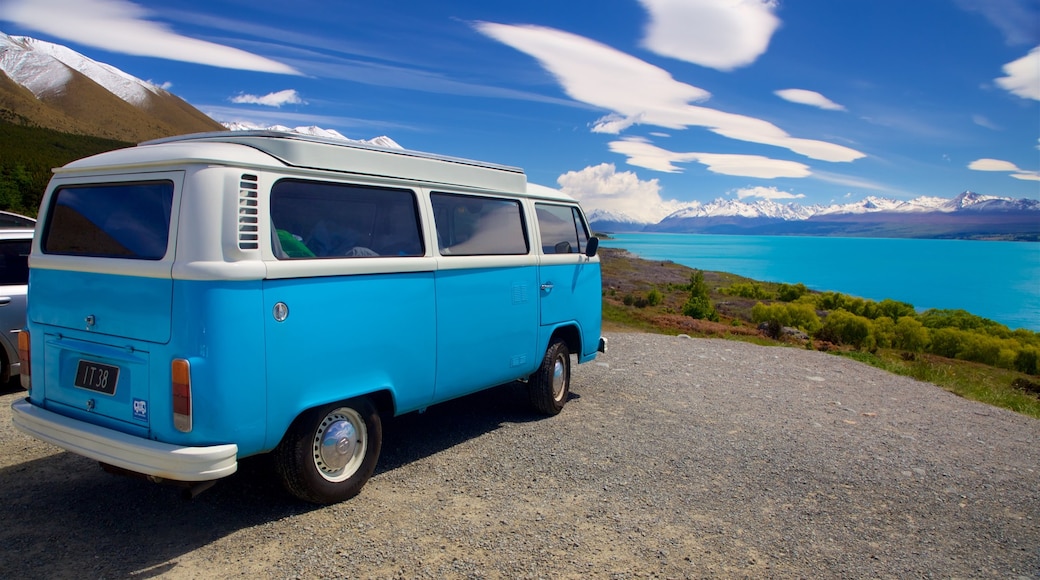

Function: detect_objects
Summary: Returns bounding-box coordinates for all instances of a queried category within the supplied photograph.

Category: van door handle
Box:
[0,297,10,306]
[540,282,554,292]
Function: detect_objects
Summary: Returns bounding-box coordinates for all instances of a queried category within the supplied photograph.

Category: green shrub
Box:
[722,282,772,300]
[683,270,718,321]
[1014,347,1039,375]
[777,282,808,302]
[751,302,821,339]
[878,299,916,321]
[893,316,930,352]
[816,309,874,349]
[646,287,663,306]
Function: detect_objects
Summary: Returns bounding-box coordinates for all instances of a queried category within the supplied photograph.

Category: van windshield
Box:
[42,181,174,260]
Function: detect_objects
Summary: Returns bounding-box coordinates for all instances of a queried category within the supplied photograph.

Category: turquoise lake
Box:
[600,233,1040,332]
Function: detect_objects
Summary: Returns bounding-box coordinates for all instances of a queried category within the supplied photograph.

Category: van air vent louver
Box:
[238,174,259,250]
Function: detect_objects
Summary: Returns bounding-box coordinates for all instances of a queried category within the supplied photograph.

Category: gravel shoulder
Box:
[1,332,1038,578]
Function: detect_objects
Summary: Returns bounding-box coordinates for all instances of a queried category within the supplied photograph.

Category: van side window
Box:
[270,179,423,259]
[536,203,590,254]
[431,192,529,256]
[42,181,174,260]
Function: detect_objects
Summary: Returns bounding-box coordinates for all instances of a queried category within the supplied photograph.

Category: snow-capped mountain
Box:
[0,31,222,141]
[662,198,822,221]
[585,208,656,225]
[221,121,403,149]
[1,32,161,105]
[592,192,1040,240]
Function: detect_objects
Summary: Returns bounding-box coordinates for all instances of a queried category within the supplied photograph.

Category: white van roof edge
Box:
[141,130,524,175]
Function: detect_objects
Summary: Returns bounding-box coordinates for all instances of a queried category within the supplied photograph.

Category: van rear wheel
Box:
[528,340,571,415]
[275,397,382,504]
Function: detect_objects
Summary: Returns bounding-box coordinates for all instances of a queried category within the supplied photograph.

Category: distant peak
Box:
[221,122,403,149]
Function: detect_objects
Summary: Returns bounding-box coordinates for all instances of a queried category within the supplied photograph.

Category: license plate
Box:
[74,360,119,395]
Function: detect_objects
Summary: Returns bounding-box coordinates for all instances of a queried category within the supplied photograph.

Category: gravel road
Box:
[2,332,1038,579]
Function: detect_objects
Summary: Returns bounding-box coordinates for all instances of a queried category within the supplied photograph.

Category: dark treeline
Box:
[0,120,130,217]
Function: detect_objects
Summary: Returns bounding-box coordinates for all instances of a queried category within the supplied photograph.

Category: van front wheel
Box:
[528,340,571,415]
[275,397,382,504]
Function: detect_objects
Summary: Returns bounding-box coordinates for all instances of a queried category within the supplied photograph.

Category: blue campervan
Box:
[11,131,604,504]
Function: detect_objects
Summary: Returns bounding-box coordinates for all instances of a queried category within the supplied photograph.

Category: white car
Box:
[0,213,35,385]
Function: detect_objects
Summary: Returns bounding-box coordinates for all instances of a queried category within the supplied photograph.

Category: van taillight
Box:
[17,330,30,390]
[172,359,192,432]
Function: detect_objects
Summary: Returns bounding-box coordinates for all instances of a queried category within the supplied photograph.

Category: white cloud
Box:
[968,158,1040,181]
[774,88,846,111]
[0,0,300,74]
[230,89,306,107]
[969,158,1020,172]
[147,79,173,90]
[556,163,687,223]
[474,23,864,163]
[475,22,711,128]
[638,0,780,71]
[995,46,1040,100]
[609,137,812,178]
[1011,172,1040,181]
[734,186,805,201]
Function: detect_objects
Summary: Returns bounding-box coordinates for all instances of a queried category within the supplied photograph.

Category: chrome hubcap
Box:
[551,355,567,402]
[313,408,367,482]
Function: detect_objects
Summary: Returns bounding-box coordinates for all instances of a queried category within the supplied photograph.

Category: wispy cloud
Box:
[474,22,865,164]
[995,46,1040,101]
[609,137,812,178]
[968,157,1040,181]
[971,114,1000,130]
[733,186,805,201]
[556,163,687,223]
[775,88,846,111]
[638,0,780,71]
[810,170,912,197]
[0,0,300,74]
[230,89,305,107]
[954,0,1040,46]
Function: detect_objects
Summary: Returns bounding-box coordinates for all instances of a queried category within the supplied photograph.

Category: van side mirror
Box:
[585,237,599,257]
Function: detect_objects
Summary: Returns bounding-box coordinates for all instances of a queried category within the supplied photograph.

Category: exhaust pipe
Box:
[99,462,219,499]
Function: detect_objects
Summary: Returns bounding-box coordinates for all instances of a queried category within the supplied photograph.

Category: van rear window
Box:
[43,182,174,260]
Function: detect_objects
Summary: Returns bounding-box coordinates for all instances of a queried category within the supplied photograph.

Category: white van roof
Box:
[56,130,578,202]
[144,131,529,194]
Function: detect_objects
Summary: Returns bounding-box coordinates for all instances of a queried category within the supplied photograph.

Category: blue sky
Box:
[2,0,1038,221]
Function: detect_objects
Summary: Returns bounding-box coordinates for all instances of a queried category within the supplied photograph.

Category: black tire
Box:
[274,397,382,504]
[528,340,571,415]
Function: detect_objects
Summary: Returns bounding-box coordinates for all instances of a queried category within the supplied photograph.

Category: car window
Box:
[536,203,590,254]
[43,181,174,260]
[270,179,423,259]
[0,239,30,285]
[431,192,528,256]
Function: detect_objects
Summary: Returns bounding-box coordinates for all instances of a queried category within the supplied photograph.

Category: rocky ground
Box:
[2,333,1038,578]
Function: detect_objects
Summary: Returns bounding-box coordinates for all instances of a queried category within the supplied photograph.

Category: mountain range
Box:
[1,31,1036,240]
[589,192,1040,240]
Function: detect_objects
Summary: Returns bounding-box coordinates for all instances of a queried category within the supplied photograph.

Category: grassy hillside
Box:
[0,120,131,216]
[599,247,1040,419]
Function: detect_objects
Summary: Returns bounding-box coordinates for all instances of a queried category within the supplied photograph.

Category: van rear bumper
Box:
[11,398,238,482]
